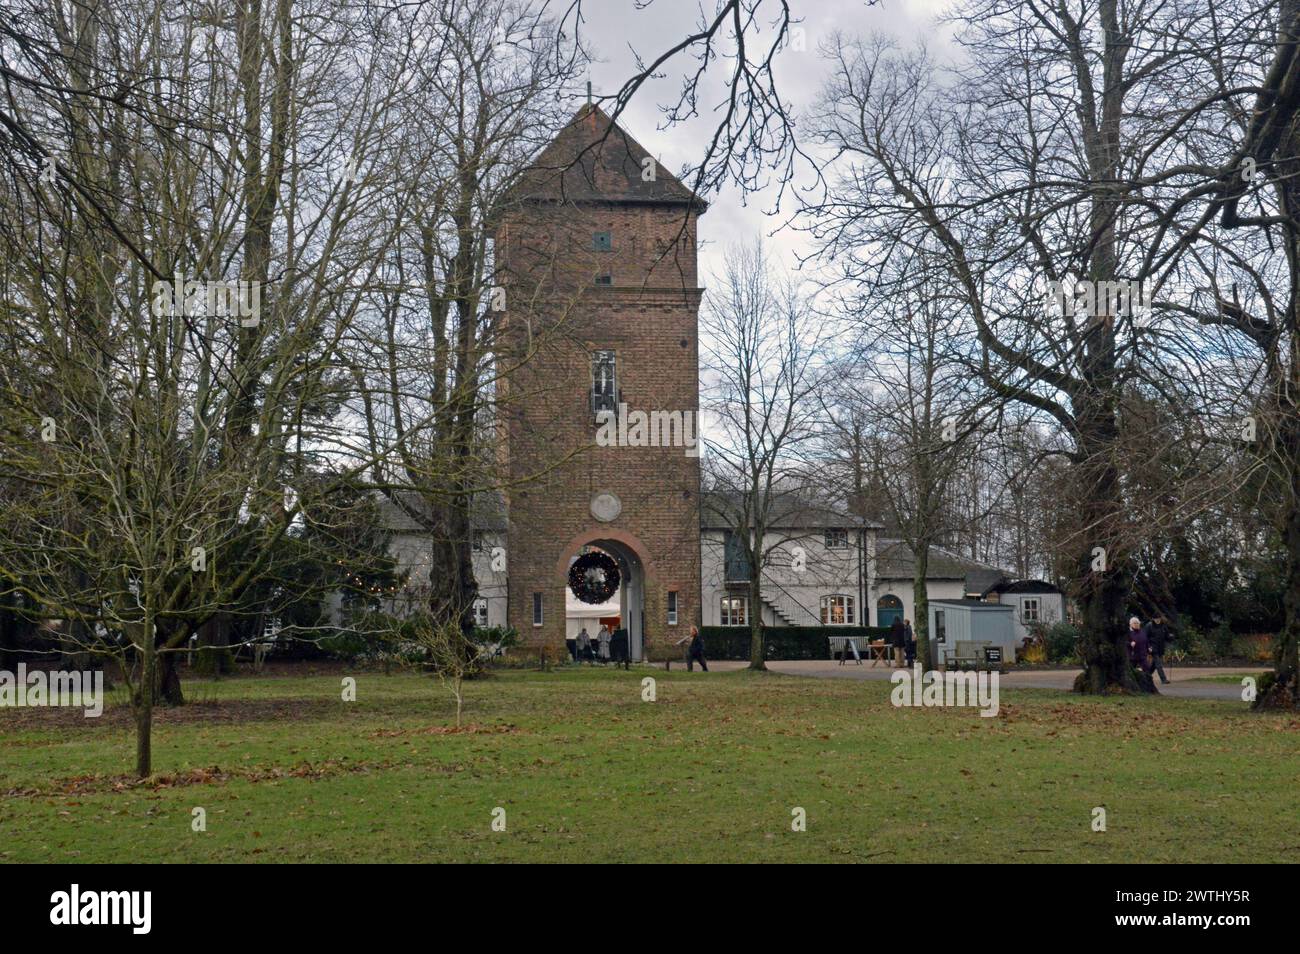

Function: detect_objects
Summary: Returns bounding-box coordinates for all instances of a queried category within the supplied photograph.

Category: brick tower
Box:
[496,105,706,660]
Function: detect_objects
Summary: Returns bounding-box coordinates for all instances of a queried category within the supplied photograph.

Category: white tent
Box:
[565,589,620,639]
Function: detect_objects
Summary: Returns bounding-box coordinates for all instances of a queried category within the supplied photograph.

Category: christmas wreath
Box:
[568,550,621,604]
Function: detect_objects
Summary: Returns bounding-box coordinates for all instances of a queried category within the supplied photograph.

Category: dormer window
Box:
[595,272,612,285]
[592,350,617,415]
[593,231,612,252]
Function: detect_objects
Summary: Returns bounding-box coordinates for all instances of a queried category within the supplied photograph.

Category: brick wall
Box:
[498,197,704,657]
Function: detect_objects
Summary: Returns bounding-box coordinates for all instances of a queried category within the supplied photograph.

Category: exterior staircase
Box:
[761,584,820,627]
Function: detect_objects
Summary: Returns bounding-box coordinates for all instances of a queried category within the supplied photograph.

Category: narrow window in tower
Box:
[592,350,617,416]
[592,231,612,251]
[667,591,679,626]
[532,592,543,627]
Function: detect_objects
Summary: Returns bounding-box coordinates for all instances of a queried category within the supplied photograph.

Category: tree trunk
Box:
[1255,364,1300,708]
[911,553,932,670]
[1253,127,1300,709]
[1071,410,1140,693]
[135,622,155,778]
[157,651,184,706]
[748,556,766,670]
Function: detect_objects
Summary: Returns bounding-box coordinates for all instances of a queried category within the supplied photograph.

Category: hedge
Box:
[697,625,893,661]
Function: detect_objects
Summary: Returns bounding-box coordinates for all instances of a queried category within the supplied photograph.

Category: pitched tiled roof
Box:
[983,578,1062,596]
[375,490,506,533]
[507,105,706,209]
[875,539,1009,582]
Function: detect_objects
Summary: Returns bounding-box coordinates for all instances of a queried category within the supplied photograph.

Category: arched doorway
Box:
[877,594,903,628]
[563,539,647,661]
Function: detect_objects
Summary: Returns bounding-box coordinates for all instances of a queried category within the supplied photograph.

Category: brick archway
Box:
[556,528,655,662]
[552,527,656,580]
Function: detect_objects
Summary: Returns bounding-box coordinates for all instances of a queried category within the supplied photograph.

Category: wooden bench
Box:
[944,640,990,670]
[827,635,863,665]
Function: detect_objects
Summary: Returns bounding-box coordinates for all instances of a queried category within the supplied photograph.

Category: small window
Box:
[820,594,855,625]
[593,231,612,252]
[723,530,752,582]
[472,530,486,551]
[667,590,679,626]
[935,610,947,643]
[472,598,489,628]
[595,273,613,286]
[1022,598,1040,622]
[532,592,543,627]
[592,350,617,415]
[720,596,748,626]
[825,529,848,550]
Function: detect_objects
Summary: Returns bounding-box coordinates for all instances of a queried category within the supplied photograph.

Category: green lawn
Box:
[2,666,1297,863]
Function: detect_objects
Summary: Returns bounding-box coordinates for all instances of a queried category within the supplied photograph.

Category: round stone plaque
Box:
[590,492,622,523]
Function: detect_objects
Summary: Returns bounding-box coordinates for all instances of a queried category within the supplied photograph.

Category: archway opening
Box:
[877,594,904,628]
[565,540,646,662]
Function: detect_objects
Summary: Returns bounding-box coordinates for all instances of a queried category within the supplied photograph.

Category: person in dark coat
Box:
[1128,616,1153,674]
[904,619,917,667]
[611,627,630,670]
[686,625,707,672]
[1146,616,1173,685]
[889,617,906,668]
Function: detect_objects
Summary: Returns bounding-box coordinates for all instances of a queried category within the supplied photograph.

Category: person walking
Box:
[904,618,917,667]
[568,627,583,663]
[1147,615,1173,685]
[597,624,611,663]
[685,625,708,672]
[576,626,592,664]
[889,616,906,668]
[1128,616,1154,688]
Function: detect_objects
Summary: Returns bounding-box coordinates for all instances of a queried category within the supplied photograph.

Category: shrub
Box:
[319,630,380,664]
[191,645,234,676]
[1019,641,1047,665]
[1177,624,1212,661]
[1210,623,1235,658]
[1231,633,1273,663]
[698,625,892,661]
[1040,622,1081,662]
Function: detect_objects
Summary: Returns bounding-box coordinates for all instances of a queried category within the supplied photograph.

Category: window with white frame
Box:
[472,598,489,628]
[720,596,748,626]
[532,592,543,627]
[820,594,855,625]
[667,590,679,626]
[825,528,849,550]
[1022,598,1040,622]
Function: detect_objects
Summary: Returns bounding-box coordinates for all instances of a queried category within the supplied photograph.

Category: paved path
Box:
[691,659,1265,701]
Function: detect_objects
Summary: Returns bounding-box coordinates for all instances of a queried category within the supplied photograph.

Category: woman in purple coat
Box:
[1127,617,1153,674]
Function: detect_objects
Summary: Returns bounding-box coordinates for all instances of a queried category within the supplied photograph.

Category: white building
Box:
[700,496,873,628]
[374,492,508,628]
[976,579,1067,644]
[373,489,1051,654]
[870,539,1007,630]
[697,493,1009,630]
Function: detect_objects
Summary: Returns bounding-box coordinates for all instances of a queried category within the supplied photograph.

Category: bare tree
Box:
[701,239,828,669]
[821,257,989,669]
[805,5,1258,692]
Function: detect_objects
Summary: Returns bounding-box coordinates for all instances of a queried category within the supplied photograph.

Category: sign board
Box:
[983,645,1003,665]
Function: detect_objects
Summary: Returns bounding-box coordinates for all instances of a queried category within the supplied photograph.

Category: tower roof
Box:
[509,104,707,211]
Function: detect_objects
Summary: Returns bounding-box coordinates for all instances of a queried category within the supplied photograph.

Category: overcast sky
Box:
[577,0,959,281]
